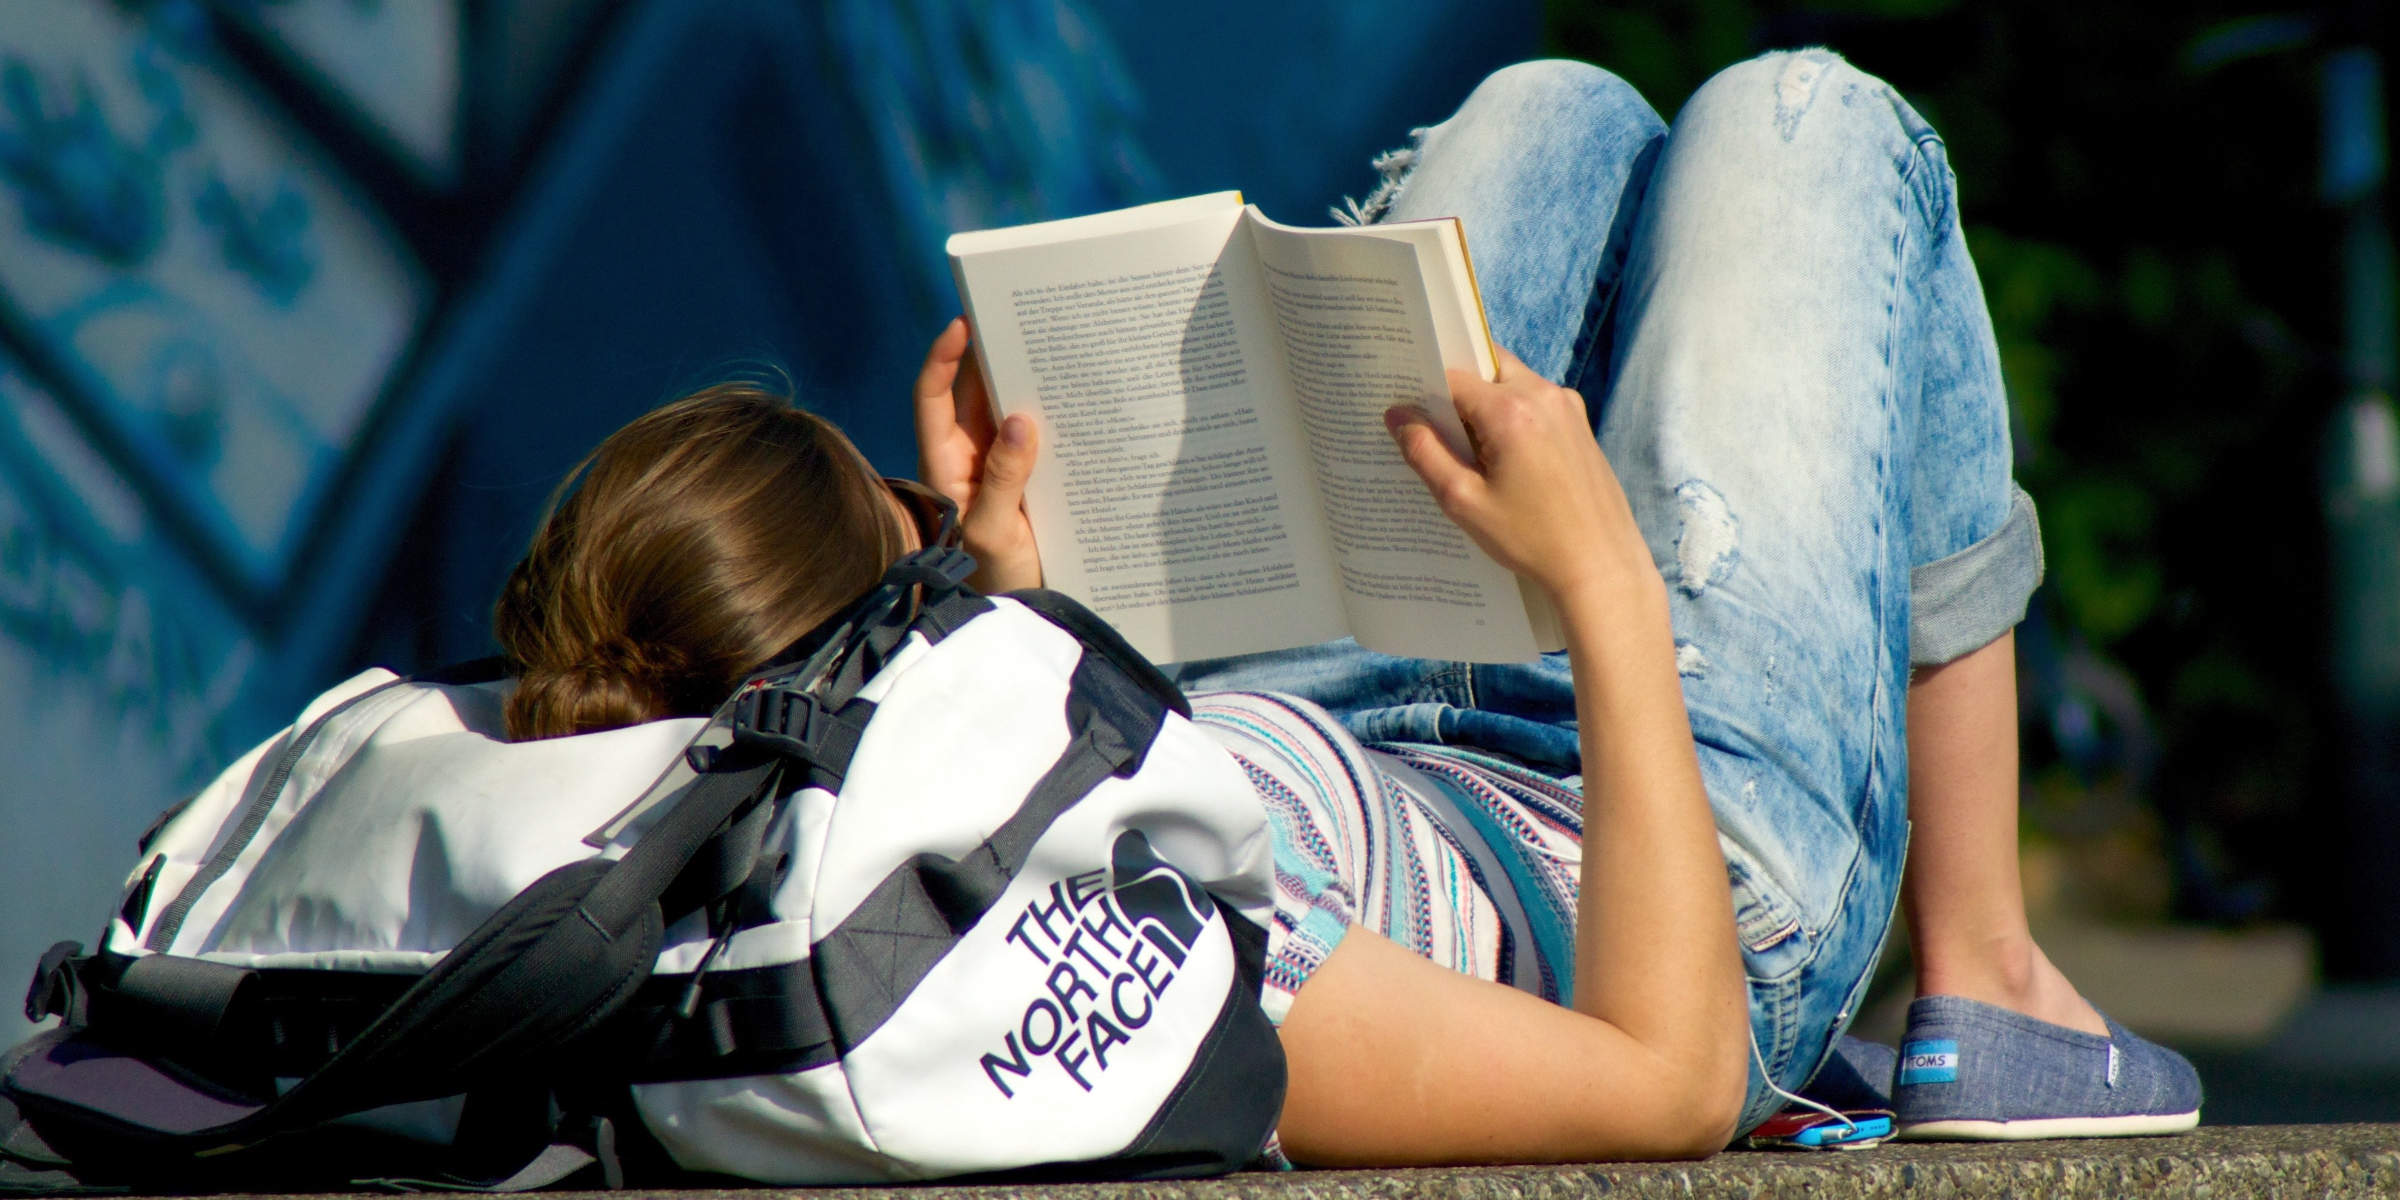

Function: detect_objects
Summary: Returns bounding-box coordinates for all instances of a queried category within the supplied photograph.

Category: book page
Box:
[1335,216,1498,383]
[1242,212,1541,662]
[949,208,1347,663]
[1278,215,1565,653]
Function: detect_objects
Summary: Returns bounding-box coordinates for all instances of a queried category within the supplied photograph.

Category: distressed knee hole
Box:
[1673,479,1740,597]
[1333,131,1428,226]
[1676,639,1711,678]
[1770,49,1844,142]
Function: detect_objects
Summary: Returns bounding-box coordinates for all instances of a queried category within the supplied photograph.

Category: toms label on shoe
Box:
[1898,1039,1959,1085]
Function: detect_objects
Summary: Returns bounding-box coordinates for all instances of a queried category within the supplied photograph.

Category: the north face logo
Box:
[980,831,1219,1098]
[1108,828,1216,967]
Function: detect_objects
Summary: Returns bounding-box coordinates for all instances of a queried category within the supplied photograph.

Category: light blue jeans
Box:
[1168,52,2043,1133]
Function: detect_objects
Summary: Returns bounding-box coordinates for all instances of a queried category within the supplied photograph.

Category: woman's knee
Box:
[1689,49,1911,133]
[1692,51,1935,152]
[1467,60,1655,121]
[1435,59,1666,158]
[1668,48,1951,218]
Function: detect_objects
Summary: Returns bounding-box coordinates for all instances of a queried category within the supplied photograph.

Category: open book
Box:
[946,191,1564,665]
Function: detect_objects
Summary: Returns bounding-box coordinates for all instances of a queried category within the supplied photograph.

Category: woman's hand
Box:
[1385,347,1653,608]
[914,317,1043,592]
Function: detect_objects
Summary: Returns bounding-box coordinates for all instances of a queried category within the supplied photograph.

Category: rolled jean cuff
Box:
[1909,483,2044,666]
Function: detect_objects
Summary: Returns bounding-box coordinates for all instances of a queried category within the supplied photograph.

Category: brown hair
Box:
[493,383,906,741]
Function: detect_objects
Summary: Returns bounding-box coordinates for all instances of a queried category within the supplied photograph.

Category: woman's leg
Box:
[1896,624,2200,1137]
[1906,632,2105,1036]
[1850,41,2196,1128]
[1615,51,2195,1138]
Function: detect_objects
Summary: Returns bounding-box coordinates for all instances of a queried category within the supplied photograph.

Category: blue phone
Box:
[1790,1114,1893,1147]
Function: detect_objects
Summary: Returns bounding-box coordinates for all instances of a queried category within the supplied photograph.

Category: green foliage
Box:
[1968,224,2105,456]
[1545,0,1762,121]
[2042,477,2162,643]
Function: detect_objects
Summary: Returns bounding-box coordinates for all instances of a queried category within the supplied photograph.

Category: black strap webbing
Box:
[107,956,256,1047]
[269,752,782,1126]
[1007,589,1192,718]
[28,751,785,1155]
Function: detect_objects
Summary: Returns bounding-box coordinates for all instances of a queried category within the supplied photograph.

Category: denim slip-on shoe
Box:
[1799,1035,1896,1112]
[1893,994,2202,1139]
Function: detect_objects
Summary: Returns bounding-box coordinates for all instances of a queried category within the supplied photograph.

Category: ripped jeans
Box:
[1165,51,2044,1132]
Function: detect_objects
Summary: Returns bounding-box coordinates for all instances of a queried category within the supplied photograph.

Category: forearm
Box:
[1380,353,1750,1146]
[1277,567,1753,1164]
[1556,572,1748,1103]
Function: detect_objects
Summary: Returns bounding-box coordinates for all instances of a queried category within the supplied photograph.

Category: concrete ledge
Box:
[662,1125,2400,1200]
[161,1125,2400,1200]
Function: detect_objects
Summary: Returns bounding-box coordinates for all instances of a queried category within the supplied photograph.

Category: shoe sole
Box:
[1898,1110,2200,1141]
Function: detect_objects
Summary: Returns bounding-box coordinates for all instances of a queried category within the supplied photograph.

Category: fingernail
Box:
[1384,408,1407,436]
[1001,416,1029,446]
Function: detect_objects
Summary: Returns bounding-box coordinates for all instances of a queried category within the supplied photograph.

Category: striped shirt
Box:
[1190,690,1587,1024]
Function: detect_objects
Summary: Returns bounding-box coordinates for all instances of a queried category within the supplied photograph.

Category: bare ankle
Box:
[1915,929,2037,1001]
[1915,940,2106,1038]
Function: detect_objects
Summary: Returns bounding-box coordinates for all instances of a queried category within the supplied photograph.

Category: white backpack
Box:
[3,551,1286,1190]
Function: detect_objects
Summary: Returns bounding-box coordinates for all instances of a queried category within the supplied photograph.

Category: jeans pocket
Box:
[1740,971,1805,1130]
[1722,835,1815,983]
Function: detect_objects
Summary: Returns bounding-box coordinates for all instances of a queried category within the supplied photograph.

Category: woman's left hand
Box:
[914,317,1044,592]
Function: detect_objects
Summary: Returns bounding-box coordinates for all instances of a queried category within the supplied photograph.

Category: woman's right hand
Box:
[914,317,1044,593]
[1385,347,1655,609]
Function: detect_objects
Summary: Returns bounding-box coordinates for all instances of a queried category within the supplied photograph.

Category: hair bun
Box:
[507,653,658,742]
[591,637,645,678]
[595,637,693,685]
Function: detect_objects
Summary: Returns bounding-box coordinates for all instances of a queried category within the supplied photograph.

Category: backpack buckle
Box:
[26,941,85,1025]
[728,685,832,762]
[882,545,978,592]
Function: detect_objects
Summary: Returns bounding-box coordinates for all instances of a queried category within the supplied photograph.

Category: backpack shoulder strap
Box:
[1004,589,1192,719]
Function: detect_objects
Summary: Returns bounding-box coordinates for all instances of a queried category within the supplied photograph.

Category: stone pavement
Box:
[167,1125,2400,1200]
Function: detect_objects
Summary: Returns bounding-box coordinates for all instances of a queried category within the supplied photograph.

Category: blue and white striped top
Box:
[1189,690,1587,1024]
